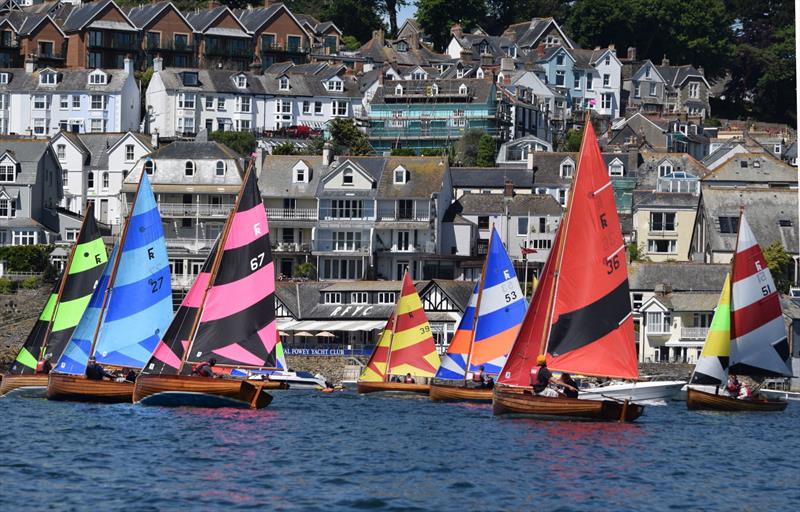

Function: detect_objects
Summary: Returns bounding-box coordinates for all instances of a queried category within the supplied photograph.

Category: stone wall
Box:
[284,355,368,385]
[0,288,50,371]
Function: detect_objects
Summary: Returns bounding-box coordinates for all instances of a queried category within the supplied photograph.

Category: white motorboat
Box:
[579,379,687,405]
[266,370,328,389]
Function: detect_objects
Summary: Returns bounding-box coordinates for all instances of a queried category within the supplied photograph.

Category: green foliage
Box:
[284,0,384,43]
[340,35,361,51]
[626,243,648,262]
[272,142,296,155]
[20,276,39,289]
[135,67,153,111]
[0,245,53,272]
[564,128,583,152]
[421,148,445,157]
[390,147,417,156]
[453,129,485,166]
[209,131,256,157]
[763,242,792,293]
[0,278,11,294]
[294,262,316,280]
[328,119,372,155]
[475,133,497,167]
[704,118,722,127]
[416,0,488,50]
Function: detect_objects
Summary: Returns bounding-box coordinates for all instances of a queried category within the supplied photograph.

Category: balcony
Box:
[0,39,19,49]
[87,34,138,51]
[272,242,311,253]
[205,42,251,58]
[376,212,430,222]
[165,238,217,251]
[313,239,370,255]
[158,202,233,218]
[145,39,194,52]
[681,327,709,340]
[262,42,309,54]
[266,208,317,220]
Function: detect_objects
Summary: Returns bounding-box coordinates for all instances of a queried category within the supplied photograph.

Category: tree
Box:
[294,262,316,280]
[390,147,417,156]
[415,0,488,50]
[383,0,409,37]
[453,129,485,166]
[564,128,582,152]
[0,245,53,272]
[475,133,496,166]
[484,0,570,34]
[285,0,384,44]
[328,119,372,155]
[763,242,792,294]
[272,142,296,155]
[209,131,256,157]
[340,35,361,51]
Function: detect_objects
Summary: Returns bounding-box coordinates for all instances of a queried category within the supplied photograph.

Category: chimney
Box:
[500,57,514,73]
[322,141,333,166]
[151,128,159,149]
[207,0,219,8]
[608,43,615,53]
[264,0,272,6]
[480,53,492,67]
[196,128,208,142]
[450,23,463,39]
[153,55,163,72]
[123,54,133,74]
[627,47,637,60]
[24,56,36,73]
[460,48,472,61]
[504,179,514,198]
[537,42,545,58]
[372,29,385,47]
[255,147,263,174]
[527,151,534,170]
[661,55,669,66]
[698,66,705,76]
[408,30,420,49]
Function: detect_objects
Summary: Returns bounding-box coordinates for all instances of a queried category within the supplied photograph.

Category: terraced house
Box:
[125,1,196,69]
[0,11,66,68]
[237,3,312,70]
[60,0,138,70]
[622,55,711,118]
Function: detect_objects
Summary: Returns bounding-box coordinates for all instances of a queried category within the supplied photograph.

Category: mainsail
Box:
[359,272,440,381]
[9,203,107,375]
[499,119,638,385]
[435,228,525,379]
[55,172,172,374]
[690,274,731,385]
[729,213,792,377]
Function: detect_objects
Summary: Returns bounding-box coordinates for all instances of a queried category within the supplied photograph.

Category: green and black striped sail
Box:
[8,204,108,375]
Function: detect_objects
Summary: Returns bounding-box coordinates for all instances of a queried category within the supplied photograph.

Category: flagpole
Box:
[523,209,531,297]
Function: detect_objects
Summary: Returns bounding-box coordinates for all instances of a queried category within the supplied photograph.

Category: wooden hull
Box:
[357,381,430,394]
[0,374,49,397]
[686,388,788,412]
[493,388,644,422]
[133,374,273,409]
[47,373,133,404]
[429,383,493,402]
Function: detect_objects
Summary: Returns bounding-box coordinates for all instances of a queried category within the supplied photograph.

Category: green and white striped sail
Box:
[690,274,731,386]
[7,204,108,375]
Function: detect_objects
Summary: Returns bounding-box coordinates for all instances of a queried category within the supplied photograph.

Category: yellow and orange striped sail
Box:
[359,313,395,382]
[359,272,441,382]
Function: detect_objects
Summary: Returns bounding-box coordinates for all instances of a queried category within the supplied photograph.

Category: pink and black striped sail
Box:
[142,242,218,375]
[182,169,278,372]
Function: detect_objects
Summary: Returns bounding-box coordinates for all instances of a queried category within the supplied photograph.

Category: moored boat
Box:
[48,170,173,403]
[430,227,526,403]
[357,271,441,395]
[1,203,108,398]
[134,163,280,409]
[493,118,643,422]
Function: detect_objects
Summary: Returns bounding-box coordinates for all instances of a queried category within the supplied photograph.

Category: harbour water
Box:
[1,391,798,510]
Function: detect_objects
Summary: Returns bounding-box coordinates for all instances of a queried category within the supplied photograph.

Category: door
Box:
[280,259,293,278]
[99,199,108,223]
[396,261,409,279]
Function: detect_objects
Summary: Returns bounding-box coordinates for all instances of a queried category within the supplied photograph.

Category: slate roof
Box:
[125,1,188,30]
[699,187,799,254]
[503,17,576,49]
[628,261,729,292]
[669,292,720,312]
[263,65,360,97]
[235,3,283,32]
[356,33,449,67]
[59,132,152,170]
[702,153,797,184]
[451,167,535,189]
[633,191,699,209]
[452,33,515,62]
[637,151,709,188]
[0,67,128,93]
[259,155,324,198]
[185,6,248,34]
[0,138,50,185]
[156,68,268,94]
[785,142,797,160]
[370,77,495,104]
[2,11,61,35]
[61,0,132,32]
[655,64,709,89]
[445,192,562,220]
[568,48,610,69]
[315,156,448,200]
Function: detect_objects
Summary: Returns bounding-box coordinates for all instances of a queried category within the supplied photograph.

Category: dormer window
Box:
[0,159,15,182]
[644,66,651,78]
[556,54,564,66]
[182,72,199,86]
[292,161,309,183]
[393,166,408,184]
[608,159,624,177]
[327,79,343,92]
[456,67,465,79]
[395,84,403,96]
[604,55,610,66]
[235,75,247,88]
[658,161,673,177]
[40,71,57,86]
[279,76,289,90]
[0,73,8,84]
[479,42,489,55]
[397,40,408,52]
[458,83,468,95]
[184,161,195,176]
[476,68,484,79]
[88,71,107,85]
[560,158,574,178]
[144,160,155,175]
[342,168,354,186]
[215,161,225,176]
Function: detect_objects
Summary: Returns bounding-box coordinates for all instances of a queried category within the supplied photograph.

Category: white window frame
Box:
[279,76,289,91]
[215,161,225,176]
[350,292,368,304]
[178,93,195,110]
[125,144,135,162]
[324,292,342,304]
[332,100,347,117]
[90,94,105,110]
[377,292,396,304]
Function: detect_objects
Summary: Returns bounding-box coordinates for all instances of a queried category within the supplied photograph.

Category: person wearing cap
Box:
[85,357,114,381]
[193,358,217,378]
[529,355,559,397]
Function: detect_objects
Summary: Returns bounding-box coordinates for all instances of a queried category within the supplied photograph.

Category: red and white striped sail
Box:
[729,213,792,377]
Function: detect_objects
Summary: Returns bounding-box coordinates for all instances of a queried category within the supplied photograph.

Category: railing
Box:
[35,51,65,60]
[646,324,672,335]
[376,213,430,222]
[376,242,436,253]
[145,39,194,52]
[205,43,251,57]
[158,203,233,217]
[313,240,370,254]
[165,238,217,249]
[681,327,709,340]
[368,125,503,139]
[87,35,138,51]
[266,208,317,220]
[0,39,19,49]
[272,242,311,252]
[263,43,309,54]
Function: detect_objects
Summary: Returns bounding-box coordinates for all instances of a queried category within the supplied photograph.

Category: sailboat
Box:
[492,119,644,422]
[47,171,173,403]
[132,163,280,409]
[687,212,791,411]
[357,271,441,394]
[0,203,108,397]
[429,227,526,402]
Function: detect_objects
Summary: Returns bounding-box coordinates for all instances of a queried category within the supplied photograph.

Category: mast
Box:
[463,225,492,384]
[177,160,254,373]
[38,201,93,359]
[87,175,144,361]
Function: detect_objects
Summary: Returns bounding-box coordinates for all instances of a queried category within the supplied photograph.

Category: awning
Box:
[277,319,387,332]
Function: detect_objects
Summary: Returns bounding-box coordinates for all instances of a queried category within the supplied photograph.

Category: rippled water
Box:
[1,391,798,510]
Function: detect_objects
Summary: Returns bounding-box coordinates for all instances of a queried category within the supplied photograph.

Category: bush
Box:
[294,262,316,280]
[390,147,417,156]
[564,128,583,152]
[272,142,296,155]
[209,131,256,157]
[329,119,371,155]
[453,129,485,166]
[421,148,445,157]
[476,133,496,167]
[0,278,12,294]
[0,244,53,272]
[20,276,39,289]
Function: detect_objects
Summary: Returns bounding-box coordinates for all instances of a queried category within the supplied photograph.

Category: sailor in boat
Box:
[403,373,416,384]
[472,366,487,388]
[485,374,495,390]
[85,358,114,381]
[726,375,741,397]
[559,373,579,399]
[36,358,52,375]
[192,358,217,378]
[530,355,559,397]
[124,369,137,383]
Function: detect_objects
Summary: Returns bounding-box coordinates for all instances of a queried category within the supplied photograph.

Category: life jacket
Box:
[36,360,46,372]
[403,376,414,383]
[193,362,211,375]
[472,370,484,382]
[530,367,541,386]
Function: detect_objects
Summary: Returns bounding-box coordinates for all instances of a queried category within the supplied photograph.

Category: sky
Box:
[397,3,416,25]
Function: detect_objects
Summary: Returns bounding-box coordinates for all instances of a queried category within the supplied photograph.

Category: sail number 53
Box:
[250,252,265,271]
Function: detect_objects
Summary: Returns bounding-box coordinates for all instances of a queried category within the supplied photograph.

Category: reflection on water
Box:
[1,392,798,510]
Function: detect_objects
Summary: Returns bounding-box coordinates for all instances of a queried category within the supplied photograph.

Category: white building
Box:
[0,59,140,136]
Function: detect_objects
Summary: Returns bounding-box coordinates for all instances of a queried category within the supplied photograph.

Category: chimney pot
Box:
[537,42,545,58]
[504,179,514,198]
[450,23,463,39]
[661,55,669,66]
[627,46,637,60]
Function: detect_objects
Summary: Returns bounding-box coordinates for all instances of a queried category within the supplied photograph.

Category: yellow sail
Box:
[690,274,731,385]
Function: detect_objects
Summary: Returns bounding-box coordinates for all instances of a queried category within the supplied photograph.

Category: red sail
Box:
[546,121,638,379]
[497,226,562,387]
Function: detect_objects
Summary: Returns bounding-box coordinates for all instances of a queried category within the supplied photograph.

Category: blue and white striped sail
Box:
[55,245,117,374]
[468,228,526,375]
[434,282,479,380]
[93,172,172,369]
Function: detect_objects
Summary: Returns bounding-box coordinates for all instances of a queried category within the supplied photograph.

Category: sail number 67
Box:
[250,252,265,271]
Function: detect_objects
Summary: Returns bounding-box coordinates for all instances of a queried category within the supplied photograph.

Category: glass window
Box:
[125,144,135,161]
[603,74,610,87]
[175,33,188,49]
[478,216,489,230]
[215,161,225,176]
[586,74,593,90]
[555,70,565,86]
[342,169,353,186]
[87,171,95,189]
[287,35,301,52]
[377,292,396,304]
[324,292,342,304]
[517,217,528,236]
[315,101,323,114]
[102,171,109,189]
[185,161,194,176]
[332,100,347,117]
[650,212,676,232]
[56,144,66,160]
[302,101,310,114]
[351,292,368,304]
[90,95,105,110]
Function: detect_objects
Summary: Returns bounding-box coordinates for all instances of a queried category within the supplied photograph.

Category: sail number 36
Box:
[606,254,621,275]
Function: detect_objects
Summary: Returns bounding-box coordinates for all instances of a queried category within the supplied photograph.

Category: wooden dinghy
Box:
[429,383,493,402]
[493,388,644,422]
[357,381,430,395]
[686,388,787,412]
[0,374,49,397]
[47,373,134,404]
[133,374,274,409]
